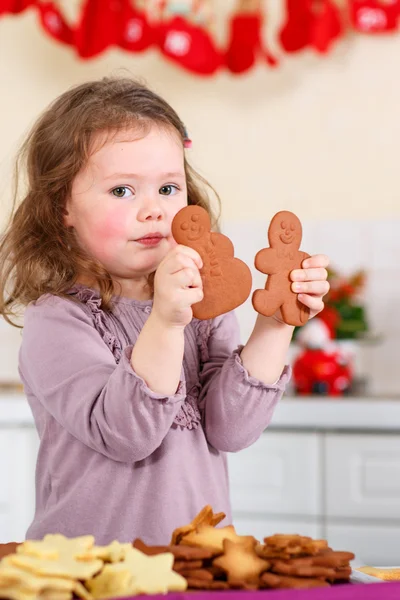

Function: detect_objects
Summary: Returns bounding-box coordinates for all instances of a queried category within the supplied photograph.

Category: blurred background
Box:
[0,0,400,566]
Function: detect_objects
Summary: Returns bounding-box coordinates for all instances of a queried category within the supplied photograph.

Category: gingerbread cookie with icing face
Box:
[172,205,252,320]
[252,211,310,327]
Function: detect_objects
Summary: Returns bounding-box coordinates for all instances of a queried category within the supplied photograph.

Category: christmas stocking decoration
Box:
[119,1,155,53]
[37,2,73,45]
[310,0,343,53]
[75,0,128,59]
[0,0,35,14]
[156,1,222,75]
[349,0,400,33]
[225,0,277,74]
[279,0,312,53]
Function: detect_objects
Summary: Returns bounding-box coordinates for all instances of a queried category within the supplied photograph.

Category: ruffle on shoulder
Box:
[68,285,204,431]
[68,286,123,364]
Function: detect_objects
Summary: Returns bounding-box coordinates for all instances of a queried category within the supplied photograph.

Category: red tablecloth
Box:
[118,583,400,600]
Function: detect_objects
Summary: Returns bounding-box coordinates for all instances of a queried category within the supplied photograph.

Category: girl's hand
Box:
[290,254,330,319]
[152,245,203,328]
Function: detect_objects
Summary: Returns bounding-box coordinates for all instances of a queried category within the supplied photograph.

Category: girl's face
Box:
[64,125,187,287]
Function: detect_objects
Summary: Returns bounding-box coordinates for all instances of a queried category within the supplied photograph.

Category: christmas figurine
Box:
[293,319,353,396]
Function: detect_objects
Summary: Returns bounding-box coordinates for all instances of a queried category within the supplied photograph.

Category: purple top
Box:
[18,285,290,545]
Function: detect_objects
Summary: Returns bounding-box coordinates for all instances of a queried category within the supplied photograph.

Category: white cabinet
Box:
[228,431,322,516]
[325,433,400,520]
[229,429,400,564]
[0,427,39,542]
[228,431,323,543]
[325,524,400,567]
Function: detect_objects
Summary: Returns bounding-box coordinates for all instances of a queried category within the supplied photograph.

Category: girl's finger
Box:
[174,244,203,270]
[291,267,328,282]
[176,267,202,289]
[298,293,325,312]
[187,286,204,306]
[302,254,330,270]
[166,252,201,275]
[291,280,330,296]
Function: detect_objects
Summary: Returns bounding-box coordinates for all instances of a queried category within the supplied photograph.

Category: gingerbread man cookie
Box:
[172,205,252,320]
[252,211,310,327]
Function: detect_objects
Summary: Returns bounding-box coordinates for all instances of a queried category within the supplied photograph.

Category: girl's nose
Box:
[137,198,163,222]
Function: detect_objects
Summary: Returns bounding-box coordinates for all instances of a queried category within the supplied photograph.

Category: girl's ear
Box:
[62,201,73,227]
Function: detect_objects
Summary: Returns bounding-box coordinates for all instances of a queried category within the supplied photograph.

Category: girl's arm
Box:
[197,311,290,454]
[199,254,329,452]
[240,315,294,384]
[20,297,187,464]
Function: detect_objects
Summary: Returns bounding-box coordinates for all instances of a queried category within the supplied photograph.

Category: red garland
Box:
[0,0,399,75]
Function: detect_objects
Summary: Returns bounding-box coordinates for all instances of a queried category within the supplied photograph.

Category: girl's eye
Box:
[111,187,133,198]
[159,185,178,196]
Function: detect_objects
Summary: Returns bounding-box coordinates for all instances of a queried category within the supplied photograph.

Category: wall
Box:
[1,5,400,225]
[0,5,399,391]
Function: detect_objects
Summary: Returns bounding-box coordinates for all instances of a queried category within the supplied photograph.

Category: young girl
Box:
[0,77,329,545]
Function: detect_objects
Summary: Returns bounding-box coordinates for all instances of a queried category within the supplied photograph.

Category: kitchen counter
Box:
[1,392,400,430]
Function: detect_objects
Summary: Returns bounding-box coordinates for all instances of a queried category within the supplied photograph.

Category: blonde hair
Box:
[0,77,220,326]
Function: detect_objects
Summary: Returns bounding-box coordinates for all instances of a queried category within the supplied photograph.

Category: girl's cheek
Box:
[91,205,131,242]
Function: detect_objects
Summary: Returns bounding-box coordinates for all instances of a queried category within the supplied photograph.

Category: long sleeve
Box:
[198,311,291,453]
[19,296,186,463]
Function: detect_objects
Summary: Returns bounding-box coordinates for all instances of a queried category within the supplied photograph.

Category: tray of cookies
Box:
[0,505,360,599]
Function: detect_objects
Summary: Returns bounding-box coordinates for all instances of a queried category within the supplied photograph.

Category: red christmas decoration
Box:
[280,0,311,53]
[0,0,35,15]
[311,0,343,53]
[156,9,222,76]
[119,2,155,53]
[280,0,343,54]
[293,347,353,395]
[75,0,129,59]
[349,0,400,33]
[37,2,73,45]
[293,319,353,396]
[225,0,277,74]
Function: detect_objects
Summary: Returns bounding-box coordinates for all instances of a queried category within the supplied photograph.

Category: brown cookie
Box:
[172,205,252,320]
[271,559,336,579]
[276,575,330,589]
[133,538,215,561]
[259,571,283,588]
[253,211,310,326]
[270,557,314,567]
[204,564,226,579]
[0,543,19,559]
[229,580,260,590]
[178,568,213,581]
[312,550,355,568]
[261,572,329,589]
[186,578,230,590]
[173,560,203,571]
[328,566,352,581]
